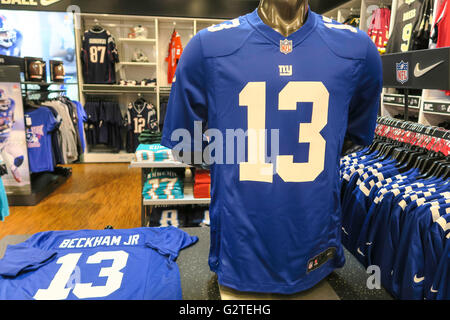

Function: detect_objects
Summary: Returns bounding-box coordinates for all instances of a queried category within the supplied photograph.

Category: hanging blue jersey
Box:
[25,107,58,173]
[393,199,450,299]
[430,238,450,300]
[0,227,198,300]
[161,8,382,294]
[424,212,450,299]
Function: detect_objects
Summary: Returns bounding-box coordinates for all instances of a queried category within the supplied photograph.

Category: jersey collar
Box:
[246,7,318,48]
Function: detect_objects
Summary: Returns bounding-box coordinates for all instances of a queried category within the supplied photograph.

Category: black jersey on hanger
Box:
[126,100,157,153]
[81,28,119,84]
[386,0,425,53]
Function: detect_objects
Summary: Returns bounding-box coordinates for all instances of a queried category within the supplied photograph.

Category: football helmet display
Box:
[0,15,17,49]
[25,57,46,82]
[50,60,65,82]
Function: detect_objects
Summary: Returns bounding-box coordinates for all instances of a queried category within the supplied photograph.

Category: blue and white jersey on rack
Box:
[424,211,450,298]
[379,188,447,294]
[392,198,450,299]
[430,237,450,300]
[161,9,382,294]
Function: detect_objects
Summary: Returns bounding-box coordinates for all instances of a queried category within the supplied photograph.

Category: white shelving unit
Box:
[74,13,225,163]
[323,0,396,31]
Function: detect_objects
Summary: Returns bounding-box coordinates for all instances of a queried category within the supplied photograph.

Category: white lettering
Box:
[76,238,86,248]
[101,236,111,246]
[111,236,121,246]
[67,239,77,249]
[93,237,103,247]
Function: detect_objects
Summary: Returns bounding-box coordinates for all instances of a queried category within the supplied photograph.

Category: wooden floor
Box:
[0,163,142,238]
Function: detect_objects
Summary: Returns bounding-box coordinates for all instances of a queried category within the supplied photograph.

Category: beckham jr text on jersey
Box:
[161,8,382,294]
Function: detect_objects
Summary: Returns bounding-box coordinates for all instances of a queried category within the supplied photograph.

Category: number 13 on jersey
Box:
[239,81,329,183]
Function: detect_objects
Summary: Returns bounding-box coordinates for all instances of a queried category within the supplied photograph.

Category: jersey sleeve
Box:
[144,226,198,261]
[346,37,383,146]
[45,108,59,133]
[160,34,208,152]
[0,243,56,277]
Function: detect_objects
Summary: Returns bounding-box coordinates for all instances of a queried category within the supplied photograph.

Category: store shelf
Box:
[22,81,78,86]
[143,183,210,206]
[118,38,156,43]
[82,84,157,94]
[159,86,171,94]
[130,160,190,168]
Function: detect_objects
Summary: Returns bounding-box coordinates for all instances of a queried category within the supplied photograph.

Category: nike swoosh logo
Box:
[430,287,438,293]
[366,242,372,246]
[40,0,61,6]
[342,227,348,235]
[357,247,365,256]
[414,275,425,283]
[414,61,444,78]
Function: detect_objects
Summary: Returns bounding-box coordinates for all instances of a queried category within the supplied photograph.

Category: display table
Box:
[0,227,393,300]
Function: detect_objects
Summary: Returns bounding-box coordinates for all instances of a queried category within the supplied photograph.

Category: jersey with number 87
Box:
[161,9,382,294]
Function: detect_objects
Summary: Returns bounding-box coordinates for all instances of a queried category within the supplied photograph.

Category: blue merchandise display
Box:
[161,9,382,294]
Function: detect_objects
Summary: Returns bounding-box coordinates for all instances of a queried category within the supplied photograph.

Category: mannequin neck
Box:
[257,0,309,37]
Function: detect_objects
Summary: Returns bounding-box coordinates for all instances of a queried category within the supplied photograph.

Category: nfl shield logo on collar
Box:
[396,61,409,84]
[280,39,293,54]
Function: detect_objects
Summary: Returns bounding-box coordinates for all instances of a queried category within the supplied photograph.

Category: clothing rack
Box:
[376,117,450,156]
[377,116,450,139]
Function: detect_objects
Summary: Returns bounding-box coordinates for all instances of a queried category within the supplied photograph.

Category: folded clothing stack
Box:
[135,144,174,162]
[143,169,185,200]
[138,129,162,144]
[149,205,210,228]
[193,169,211,199]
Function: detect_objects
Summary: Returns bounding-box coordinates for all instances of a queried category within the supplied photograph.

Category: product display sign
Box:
[0,66,31,195]
[382,47,450,89]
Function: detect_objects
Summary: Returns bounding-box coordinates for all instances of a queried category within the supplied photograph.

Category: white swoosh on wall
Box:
[40,0,62,6]
[414,61,444,78]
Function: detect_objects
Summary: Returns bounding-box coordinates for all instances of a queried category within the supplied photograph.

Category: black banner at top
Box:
[0,0,348,19]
